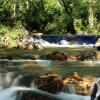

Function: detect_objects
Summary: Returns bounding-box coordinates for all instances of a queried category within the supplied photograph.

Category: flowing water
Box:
[0,36,100,100]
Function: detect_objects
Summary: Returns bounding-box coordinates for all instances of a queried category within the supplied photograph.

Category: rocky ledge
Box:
[34,72,96,95]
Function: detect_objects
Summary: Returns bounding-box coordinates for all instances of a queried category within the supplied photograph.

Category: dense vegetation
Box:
[0,0,100,47]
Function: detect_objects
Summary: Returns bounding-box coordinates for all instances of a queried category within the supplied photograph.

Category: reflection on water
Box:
[36,60,52,67]
[0,59,100,77]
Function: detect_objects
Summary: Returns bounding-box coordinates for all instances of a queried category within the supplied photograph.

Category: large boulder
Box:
[34,73,64,94]
[40,52,76,61]
[63,72,96,95]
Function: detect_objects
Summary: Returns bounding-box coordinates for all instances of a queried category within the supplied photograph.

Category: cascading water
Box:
[0,35,99,100]
[60,40,69,45]
[11,75,23,86]
[63,84,76,94]
[5,72,16,87]
[56,92,91,100]
[0,87,17,100]
[0,72,100,100]
[0,73,5,90]
[28,36,95,48]
[0,87,93,100]
[0,86,60,100]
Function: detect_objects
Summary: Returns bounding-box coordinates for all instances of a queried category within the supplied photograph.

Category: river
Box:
[0,47,100,100]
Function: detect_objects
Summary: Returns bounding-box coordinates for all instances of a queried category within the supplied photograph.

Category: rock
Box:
[40,52,68,61]
[96,51,100,60]
[76,51,97,61]
[26,44,34,50]
[40,51,76,61]
[94,38,100,51]
[95,38,100,47]
[17,43,27,49]
[63,72,96,95]
[33,42,44,50]
[67,55,76,61]
[32,32,43,37]
[34,73,63,94]
[23,55,39,60]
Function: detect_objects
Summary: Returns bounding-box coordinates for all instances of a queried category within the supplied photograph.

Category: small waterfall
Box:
[5,72,16,87]
[0,73,5,90]
[56,92,91,100]
[63,84,76,94]
[0,72,99,100]
[11,75,23,86]
[0,87,17,100]
[0,86,92,100]
[19,35,95,48]
[0,87,59,100]
[60,40,69,45]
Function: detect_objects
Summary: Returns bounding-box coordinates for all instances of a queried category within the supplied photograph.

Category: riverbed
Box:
[0,47,99,77]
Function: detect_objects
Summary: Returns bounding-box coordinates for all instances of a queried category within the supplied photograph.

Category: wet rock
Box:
[26,44,34,50]
[76,51,97,61]
[17,43,34,50]
[63,72,96,95]
[17,40,27,49]
[33,42,44,50]
[34,73,64,94]
[22,55,39,60]
[40,51,76,61]
[96,51,100,60]
[40,52,68,61]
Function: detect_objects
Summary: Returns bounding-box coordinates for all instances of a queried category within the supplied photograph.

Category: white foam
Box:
[56,92,90,100]
[0,87,91,100]
[32,38,94,48]
[36,59,52,67]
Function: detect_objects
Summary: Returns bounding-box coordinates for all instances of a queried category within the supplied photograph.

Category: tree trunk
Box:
[88,0,94,29]
[58,0,76,34]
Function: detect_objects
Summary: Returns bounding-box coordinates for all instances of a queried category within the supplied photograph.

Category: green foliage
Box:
[44,0,66,34]
[74,19,83,34]
[0,0,100,48]
[0,23,28,47]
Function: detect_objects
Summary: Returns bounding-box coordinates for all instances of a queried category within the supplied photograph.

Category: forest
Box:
[0,0,100,47]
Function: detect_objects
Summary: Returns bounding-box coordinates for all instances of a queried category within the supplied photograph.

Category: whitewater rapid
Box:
[0,86,91,100]
[31,38,94,48]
